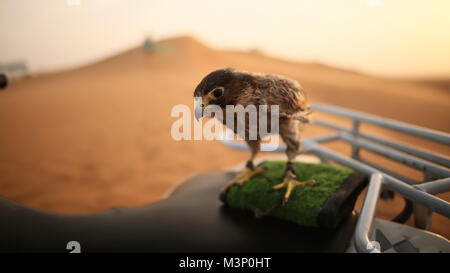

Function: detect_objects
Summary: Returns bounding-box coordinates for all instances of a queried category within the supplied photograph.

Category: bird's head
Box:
[193,68,241,121]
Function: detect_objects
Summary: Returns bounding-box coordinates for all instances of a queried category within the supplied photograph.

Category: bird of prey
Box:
[193,68,315,204]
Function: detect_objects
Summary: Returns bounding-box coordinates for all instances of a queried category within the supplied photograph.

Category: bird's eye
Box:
[213,88,223,98]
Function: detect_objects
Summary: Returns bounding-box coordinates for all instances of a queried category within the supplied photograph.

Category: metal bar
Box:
[314,119,450,167]
[413,172,435,230]
[314,119,349,132]
[414,178,450,195]
[221,137,450,217]
[304,140,450,218]
[354,173,383,253]
[359,132,450,168]
[339,132,450,178]
[359,133,450,168]
[351,120,360,159]
[311,103,450,145]
[356,157,418,185]
[219,133,339,153]
[383,174,450,220]
[301,133,340,144]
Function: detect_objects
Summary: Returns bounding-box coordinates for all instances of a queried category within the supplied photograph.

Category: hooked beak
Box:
[194,97,205,121]
[195,105,203,121]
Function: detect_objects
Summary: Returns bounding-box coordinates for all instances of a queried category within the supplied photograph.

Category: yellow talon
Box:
[220,166,266,202]
[271,172,316,204]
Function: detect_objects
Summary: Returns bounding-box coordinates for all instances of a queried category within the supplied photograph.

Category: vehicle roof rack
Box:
[220,103,450,253]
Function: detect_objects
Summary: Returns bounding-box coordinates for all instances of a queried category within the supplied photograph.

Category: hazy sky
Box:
[1,0,449,77]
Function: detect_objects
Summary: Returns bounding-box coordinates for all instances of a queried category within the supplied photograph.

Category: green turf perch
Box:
[223,161,368,228]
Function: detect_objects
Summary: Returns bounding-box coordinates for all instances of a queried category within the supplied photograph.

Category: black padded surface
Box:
[0,171,358,252]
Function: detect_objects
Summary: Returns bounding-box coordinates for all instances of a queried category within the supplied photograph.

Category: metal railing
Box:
[219,103,450,253]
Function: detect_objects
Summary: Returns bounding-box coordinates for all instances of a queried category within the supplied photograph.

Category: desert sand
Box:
[0,36,449,238]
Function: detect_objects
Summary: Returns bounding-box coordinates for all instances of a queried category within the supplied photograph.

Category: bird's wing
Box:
[258,76,310,116]
[234,73,311,122]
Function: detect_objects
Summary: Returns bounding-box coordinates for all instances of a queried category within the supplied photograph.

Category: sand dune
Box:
[0,36,449,238]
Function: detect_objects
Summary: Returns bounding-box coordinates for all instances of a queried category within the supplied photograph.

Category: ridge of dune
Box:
[75,36,220,74]
[157,35,215,54]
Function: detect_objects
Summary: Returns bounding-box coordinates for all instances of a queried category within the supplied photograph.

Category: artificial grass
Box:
[225,160,355,227]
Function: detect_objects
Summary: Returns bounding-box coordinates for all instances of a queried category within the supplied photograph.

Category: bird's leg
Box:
[272,126,316,205]
[220,140,265,202]
[228,161,266,188]
[271,161,316,205]
[220,160,266,202]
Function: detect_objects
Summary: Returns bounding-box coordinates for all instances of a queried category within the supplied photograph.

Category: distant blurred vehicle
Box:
[0,61,29,80]
[0,73,7,89]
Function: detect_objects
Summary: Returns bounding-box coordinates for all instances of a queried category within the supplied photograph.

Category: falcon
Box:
[193,68,315,204]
